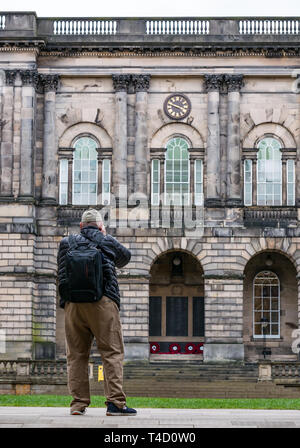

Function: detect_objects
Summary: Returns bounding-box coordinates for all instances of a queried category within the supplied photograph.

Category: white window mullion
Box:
[102,159,111,205]
[59,159,68,205]
[244,159,252,206]
[287,159,295,206]
[151,159,160,206]
[194,159,203,206]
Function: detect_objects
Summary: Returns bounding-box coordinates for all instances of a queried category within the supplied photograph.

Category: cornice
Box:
[34,46,300,58]
[0,40,43,54]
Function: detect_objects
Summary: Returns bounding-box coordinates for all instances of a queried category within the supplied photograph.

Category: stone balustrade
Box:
[0,13,299,43]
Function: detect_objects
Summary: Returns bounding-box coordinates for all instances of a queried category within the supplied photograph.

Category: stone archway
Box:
[243,250,298,362]
[149,249,204,359]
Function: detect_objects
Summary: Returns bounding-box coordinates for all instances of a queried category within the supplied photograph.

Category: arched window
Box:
[257,137,282,206]
[253,271,280,338]
[72,137,98,205]
[165,137,190,206]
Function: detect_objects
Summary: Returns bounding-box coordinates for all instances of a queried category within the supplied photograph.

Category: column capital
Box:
[39,74,60,93]
[132,74,151,92]
[112,74,131,92]
[5,69,18,86]
[204,74,224,92]
[224,74,244,92]
[20,69,39,88]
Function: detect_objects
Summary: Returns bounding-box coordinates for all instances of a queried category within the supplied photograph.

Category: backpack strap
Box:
[68,234,78,251]
[82,234,100,249]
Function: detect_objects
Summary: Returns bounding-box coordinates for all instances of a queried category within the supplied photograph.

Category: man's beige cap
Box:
[81,208,102,224]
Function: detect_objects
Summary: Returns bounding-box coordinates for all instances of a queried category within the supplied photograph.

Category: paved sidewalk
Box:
[0,406,299,428]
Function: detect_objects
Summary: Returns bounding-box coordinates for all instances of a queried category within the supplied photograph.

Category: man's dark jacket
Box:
[57,225,131,309]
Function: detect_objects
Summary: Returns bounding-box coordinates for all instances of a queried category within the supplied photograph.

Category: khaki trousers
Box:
[64,296,126,411]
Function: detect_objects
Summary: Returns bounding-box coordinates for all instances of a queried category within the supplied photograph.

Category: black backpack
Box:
[65,234,103,303]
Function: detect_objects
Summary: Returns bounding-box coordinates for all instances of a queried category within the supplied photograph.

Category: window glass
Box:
[194,159,203,206]
[102,159,111,205]
[151,159,160,206]
[72,137,98,205]
[165,138,190,206]
[257,138,282,206]
[244,159,252,206]
[287,159,295,206]
[59,159,68,205]
[253,271,280,338]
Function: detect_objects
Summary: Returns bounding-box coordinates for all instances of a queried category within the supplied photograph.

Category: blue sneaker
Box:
[106,402,137,416]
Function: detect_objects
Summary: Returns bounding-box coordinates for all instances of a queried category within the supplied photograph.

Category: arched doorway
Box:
[243,250,298,361]
[149,250,204,359]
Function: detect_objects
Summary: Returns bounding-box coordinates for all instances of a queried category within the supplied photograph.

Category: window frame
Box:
[256,137,282,206]
[242,134,296,207]
[151,158,161,206]
[72,136,99,206]
[59,158,69,205]
[58,133,113,207]
[164,136,191,206]
[252,270,281,339]
[194,159,203,206]
[286,159,295,206]
[244,158,252,206]
[102,158,111,205]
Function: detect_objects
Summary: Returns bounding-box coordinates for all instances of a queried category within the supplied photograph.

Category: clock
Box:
[164,94,191,120]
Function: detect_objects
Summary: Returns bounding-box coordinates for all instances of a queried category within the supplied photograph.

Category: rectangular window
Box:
[194,159,203,206]
[102,159,111,205]
[244,159,252,206]
[151,159,160,206]
[253,272,280,339]
[287,159,295,206]
[59,159,68,205]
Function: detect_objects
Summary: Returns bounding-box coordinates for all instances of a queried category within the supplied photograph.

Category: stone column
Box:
[112,75,130,201]
[133,74,151,197]
[225,75,244,207]
[0,70,16,199]
[19,70,38,201]
[204,75,223,207]
[40,74,59,204]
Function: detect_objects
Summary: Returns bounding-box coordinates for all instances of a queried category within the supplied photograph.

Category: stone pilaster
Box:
[204,75,223,207]
[204,275,244,362]
[40,74,59,205]
[133,74,151,197]
[0,70,17,199]
[19,70,38,202]
[112,75,130,201]
[224,74,244,207]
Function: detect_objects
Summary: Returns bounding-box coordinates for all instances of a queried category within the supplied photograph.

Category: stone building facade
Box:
[0,13,300,364]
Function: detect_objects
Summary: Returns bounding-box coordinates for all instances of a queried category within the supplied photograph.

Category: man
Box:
[57,208,136,416]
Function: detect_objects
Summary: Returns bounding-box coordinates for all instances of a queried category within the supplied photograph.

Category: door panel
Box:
[149,296,162,337]
[193,296,205,337]
[166,296,188,336]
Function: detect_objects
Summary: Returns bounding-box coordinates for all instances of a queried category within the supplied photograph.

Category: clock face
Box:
[164,94,191,120]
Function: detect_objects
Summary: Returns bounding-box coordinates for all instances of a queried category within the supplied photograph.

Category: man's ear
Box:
[80,222,83,230]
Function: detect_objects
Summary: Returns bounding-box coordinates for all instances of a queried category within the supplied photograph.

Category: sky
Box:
[1,0,300,17]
